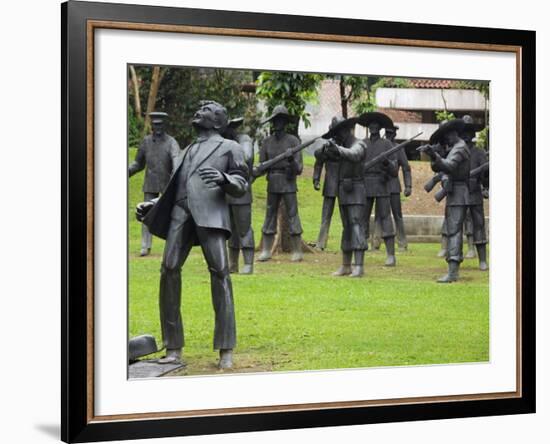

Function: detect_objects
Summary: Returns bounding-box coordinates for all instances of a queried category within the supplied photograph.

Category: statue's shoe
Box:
[140,248,150,257]
[384,255,396,267]
[218,349,233,370]
[240,264,253,275]
[157,349,182,365]
[465,249,477,259]
[436,273,459,283]
[290,251,304,262]
[479,261,489,271]
[332,265,352,276]
[257,251,272,262]
[350,265,364,278]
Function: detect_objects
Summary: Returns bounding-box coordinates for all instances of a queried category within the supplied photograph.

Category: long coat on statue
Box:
[143,133,248,242]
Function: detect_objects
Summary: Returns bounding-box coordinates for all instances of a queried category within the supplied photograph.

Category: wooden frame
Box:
[62,1,536,442]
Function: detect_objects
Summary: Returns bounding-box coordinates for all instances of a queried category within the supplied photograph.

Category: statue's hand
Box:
[482,188,490,199]
[313,179,321,191]
[198,167,225,187]
[404,187,412,197]
[136,201,154,222]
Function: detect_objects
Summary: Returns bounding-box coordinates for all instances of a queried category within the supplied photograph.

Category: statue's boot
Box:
[257,234,274,262]
[465,235,477,259]
[240,248,254,275]
[333,252,352,276]
[437,260,460,283]
[396,218,408,252]
[437,235,448,258]
[218,349,233,369]
[350,250,365,278]
[290,235,304,262]
[228,247,239,273]
[157,348,182,364]
[384,237,396,267]
[477,244,489,271]
[140,248,150,257]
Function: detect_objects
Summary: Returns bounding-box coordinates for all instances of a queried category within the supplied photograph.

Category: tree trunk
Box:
[142,66,165,136]
[339,79,348,118]
[129,65,142,119]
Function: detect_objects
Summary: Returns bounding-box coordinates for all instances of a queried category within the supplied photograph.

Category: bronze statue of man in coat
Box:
[136,101,249,369]
[129,112,181,256]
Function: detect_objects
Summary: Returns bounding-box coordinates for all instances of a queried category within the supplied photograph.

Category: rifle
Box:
[363,132,423,172]
[416,142,446,157]
[433,162,490,202]
[253,136,321,177]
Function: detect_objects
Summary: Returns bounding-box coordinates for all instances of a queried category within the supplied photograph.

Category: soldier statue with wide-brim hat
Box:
[357,111,399,266]
[129,111,181,256]
[459,114,489,270]
[372,124,413,252]
[424,118,475,282]
[221,117,256,274]
[256,105,304,262]
[311,116,359,250]
[320,116,368,277]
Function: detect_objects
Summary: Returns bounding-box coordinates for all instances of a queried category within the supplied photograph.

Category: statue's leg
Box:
[258,193,280,261]
[377,196,396,266]
[334,204,352,276]
[283,192,304,262]
[438,205,466,283]
[438,217,448,257]
[470,204,488,270]
[364,197,375,246]
[316,196,335,250]
[464,208,476,258]
[350,204,367,277]
[158,205,194,363]
[236,204,255,274]
[140,192,158,256]
[228,205,240,273]
[196,227,236,368]
[391,193,408,251]
[372,202,382,250]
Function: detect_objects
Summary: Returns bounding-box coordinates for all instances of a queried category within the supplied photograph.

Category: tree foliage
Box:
[255,72,324,135]
[128,66,261,147]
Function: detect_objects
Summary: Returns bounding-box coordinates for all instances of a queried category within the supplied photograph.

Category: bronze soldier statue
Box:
[359,112,399,266]
[256,105,304,262]
[321,116,368,277]
[372,125,412,251]
[422,118,475,282]
[129,112,181,256]
[312,136,340,250]
[460,115,489,270]
[222,118,255,274]
[136,101,249,369]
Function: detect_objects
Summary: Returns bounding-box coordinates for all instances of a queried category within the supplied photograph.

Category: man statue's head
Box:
[385,126,398,142]
[149,111,168,138]
[368,121,381,137]
[192,100,228,132]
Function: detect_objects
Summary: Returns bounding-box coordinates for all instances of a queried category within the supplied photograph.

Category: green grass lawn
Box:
[128,149,489,376]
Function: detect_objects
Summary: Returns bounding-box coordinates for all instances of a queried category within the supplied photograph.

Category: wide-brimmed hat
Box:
[357,111,394,129]
[461,114,485,133]
[261,104,292,125]
[227,117,244,129]
[149,111,169,124]
[321,115,359,139]
[429,118,466,144]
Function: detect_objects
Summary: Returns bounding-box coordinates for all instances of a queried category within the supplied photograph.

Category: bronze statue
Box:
[321,116,367,277]
[422,118,475,282]
[359,112,399,266]
[136,101,249,369]
[222,118,255,274]
[461,115,489,270]
[256,105,304,262]
[312,138,340,250]
[129,112,181,256]
[372,125,412,251]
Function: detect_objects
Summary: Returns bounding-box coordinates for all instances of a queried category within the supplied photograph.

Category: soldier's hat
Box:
[261,104,292,125]
[429,118,466,144]
[227,117,244,129]
[321,115,359,139]
[461,114,485,132]
[357,111,394,129]
[149,111,169,124]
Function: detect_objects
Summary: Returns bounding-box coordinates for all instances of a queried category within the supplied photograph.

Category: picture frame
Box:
[61,0,535,442]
